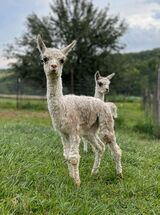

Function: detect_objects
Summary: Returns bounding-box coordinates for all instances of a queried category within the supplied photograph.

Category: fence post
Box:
[157,67,160,125]
[16,77,21,109]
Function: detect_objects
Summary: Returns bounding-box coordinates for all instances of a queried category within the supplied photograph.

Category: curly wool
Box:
[37,35,122,186]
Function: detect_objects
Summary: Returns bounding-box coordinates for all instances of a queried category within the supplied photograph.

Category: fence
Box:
[153,68,160,125]
[0,71,96,109]
[143,67,160,137]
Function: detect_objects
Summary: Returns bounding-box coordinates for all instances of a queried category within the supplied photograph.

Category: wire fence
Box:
[0,72,95,110]
[142,67,160,137]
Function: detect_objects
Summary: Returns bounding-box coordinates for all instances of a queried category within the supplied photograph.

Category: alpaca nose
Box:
[106,88,109,93]
[51,64,57,69]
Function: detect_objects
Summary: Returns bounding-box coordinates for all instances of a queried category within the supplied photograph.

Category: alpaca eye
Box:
[98,82,103,87]
[60,58,64,64]
[43,57,49,63]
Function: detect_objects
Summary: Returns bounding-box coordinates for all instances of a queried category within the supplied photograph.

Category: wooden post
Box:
[16,77,21,109]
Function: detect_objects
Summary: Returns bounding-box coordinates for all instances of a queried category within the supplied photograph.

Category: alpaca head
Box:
[95,71,115,94]
[37,35,76,78]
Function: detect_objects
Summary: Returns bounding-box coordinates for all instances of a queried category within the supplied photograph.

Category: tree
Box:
[6,13,53,89]
[7,0,127,95]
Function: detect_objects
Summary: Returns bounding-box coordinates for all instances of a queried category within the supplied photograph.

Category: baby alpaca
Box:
[95,71,117,119]
[83,71,118,152]
[37,35,122,186]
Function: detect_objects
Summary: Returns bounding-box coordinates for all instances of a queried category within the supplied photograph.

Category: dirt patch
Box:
[0,109,49,119]
[0,111,18,118]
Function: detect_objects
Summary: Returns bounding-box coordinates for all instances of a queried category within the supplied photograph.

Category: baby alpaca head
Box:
[37,34,76,78]
[95,71,115,94]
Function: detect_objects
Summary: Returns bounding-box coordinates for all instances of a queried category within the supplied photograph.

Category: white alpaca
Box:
[94,71,117,118]
[83,71,118,152]
[37,35,122,186]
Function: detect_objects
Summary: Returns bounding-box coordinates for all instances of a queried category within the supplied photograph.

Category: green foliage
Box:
[6,13,53,88]
[0,102,160,214]
[7,0,126,95]
[0,70,46,96]
[4,0,160,97]
[112,48,160,95]
[0,71,17,94]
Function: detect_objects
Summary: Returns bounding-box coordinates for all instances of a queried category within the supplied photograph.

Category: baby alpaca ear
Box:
[61,40,76,56]
[37,34,46,54]
[107,73,115,80]
[95,71,101,81]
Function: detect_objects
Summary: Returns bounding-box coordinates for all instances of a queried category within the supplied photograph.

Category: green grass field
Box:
[0,102,160,214]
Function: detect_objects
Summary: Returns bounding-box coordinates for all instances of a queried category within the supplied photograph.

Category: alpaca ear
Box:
[107,73,115,80]
[37,34,46,54]
[61,40,76,56]
[95,71,100,81]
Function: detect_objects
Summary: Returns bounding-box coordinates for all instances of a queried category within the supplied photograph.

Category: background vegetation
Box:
[6,0,127,95]
[2,47,160,97]
[3,0,159,97]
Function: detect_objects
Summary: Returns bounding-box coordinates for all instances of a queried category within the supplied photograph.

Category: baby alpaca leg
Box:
[109,140,122,177]
[102,130,122,177]
[68,135,81,187]
[82,137,88,152]
[85,134,105,175]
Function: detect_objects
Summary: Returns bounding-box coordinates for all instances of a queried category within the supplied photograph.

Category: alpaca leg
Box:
[82,137,88,152]
[101,130,122,177]
[91,136,105,175]
[61,135,73,178]
[114,105,118,118]
[85,134,105,175]
[68,135,81,187]
[108,140,122,177]
[70,155,80,187]
[91,146,102,175]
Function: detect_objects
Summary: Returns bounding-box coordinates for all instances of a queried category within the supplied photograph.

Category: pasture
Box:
[0,101,160,214]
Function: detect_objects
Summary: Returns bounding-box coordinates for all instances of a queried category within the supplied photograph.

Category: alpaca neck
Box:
[46,74,63,113]
[94,89,104,101]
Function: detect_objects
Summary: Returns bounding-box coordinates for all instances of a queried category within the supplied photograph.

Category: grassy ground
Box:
[0,102,160,214]
[0,98,47,110]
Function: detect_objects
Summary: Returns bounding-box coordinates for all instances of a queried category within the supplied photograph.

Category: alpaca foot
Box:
[117,172,123,179]
[69,173,73,178]
[69,158,78,165]
[91,168,99,176]
[75,179,81,187]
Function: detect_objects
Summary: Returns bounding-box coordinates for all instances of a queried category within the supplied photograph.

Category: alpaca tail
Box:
[106,102,118,119]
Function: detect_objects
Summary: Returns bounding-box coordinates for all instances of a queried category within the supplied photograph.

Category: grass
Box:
[0,98,47,110]
[0,102,160,214]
